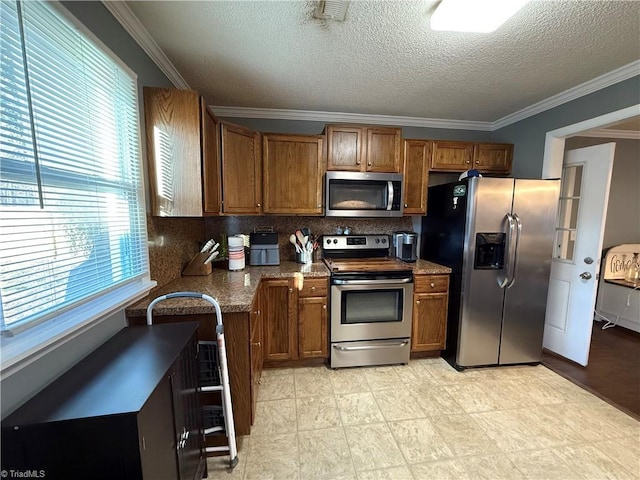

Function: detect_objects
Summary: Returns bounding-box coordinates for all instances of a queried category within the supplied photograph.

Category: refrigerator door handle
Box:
[507,213,523,289]
[498,213,516,289]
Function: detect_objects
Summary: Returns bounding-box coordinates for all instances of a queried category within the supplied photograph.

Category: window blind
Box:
[0,0,148,333]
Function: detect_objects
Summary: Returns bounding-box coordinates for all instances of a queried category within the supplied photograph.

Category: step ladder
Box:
[146,292,239,469]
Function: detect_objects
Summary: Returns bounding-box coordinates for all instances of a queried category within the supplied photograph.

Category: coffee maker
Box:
[392,231,418,262]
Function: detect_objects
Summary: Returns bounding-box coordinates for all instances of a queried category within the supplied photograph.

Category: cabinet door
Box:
[144,87,203,216]
[411,292,448,352]
[365,127,401,173]
[250,287,263,423]
[263,279,298,361]
[201,100,222,215]
[326,125,363,171]
[170,338,205,480]
[473,143,513,174]
[430,141,474,171]
[221,122,262,214]
[402,139,431,215]
[262,134,324,215]
[298,296,328,359]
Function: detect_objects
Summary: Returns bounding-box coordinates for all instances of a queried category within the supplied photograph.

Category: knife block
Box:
[182,252,213,276]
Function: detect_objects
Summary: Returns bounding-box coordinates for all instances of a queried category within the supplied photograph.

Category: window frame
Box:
[0,0,155,377]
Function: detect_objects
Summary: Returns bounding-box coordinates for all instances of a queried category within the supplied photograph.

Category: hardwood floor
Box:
[543,320,640,419]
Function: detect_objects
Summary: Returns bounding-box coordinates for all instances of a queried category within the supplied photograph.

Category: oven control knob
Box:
[382,238,387,243]
[326,238,331,245]
[333,239,338,244]
[375,238,380,244]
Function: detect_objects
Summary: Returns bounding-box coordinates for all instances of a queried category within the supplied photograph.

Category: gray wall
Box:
[1,2,174,419]
[492,76,640,179]
[222,117,493,142]
[564,137,640,249]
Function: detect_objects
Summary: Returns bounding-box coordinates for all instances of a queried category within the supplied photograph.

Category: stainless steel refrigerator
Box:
[421,177,560,370]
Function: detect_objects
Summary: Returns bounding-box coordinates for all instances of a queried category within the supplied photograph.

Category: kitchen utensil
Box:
[201,239,215,253]
[289,234,302,253]
[295,230,306,248]
[301,227,310,237]
[204,250,219,264]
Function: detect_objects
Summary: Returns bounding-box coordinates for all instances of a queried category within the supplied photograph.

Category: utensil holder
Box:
[296,251,313,264]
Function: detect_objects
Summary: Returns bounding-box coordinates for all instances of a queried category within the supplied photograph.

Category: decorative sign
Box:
[602,244,640,280]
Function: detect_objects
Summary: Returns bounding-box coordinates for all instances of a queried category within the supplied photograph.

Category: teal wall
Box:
[492,76,640,179]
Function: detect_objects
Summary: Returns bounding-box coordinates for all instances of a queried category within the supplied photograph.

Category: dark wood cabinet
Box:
[249,284,264,423]
[430,140,513,175]
[411,275,450,352]
[221,122,262,214]
[262,133,325,215]
[402,139,431,215]
[1,323,205,480]
[263,277,329,363]
[326,124,401,173]
[143,87,221,217]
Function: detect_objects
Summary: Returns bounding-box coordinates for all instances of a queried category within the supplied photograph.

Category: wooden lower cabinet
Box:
[263,278,298,361]
[263,277,329,363]
[411,274,449,352]
[249,285,263,423]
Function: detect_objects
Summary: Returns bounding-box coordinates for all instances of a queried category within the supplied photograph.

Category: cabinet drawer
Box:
[414,275,449,293]
[299,278,328,297]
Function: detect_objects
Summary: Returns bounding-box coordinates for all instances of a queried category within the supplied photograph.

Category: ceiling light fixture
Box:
[430,0,529,33]
[313,0,349,22]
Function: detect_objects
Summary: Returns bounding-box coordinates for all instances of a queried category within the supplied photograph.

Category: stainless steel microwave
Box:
[325,171,404,217]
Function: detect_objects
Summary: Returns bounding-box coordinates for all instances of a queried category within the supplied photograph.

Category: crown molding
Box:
[492,60,640,130]
[575,129,640,140]
[101,1,190,89]
[210,106,493,131]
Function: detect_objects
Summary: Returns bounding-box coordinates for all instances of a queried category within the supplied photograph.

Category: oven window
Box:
[341,289,403,324]
[328,180,388,210]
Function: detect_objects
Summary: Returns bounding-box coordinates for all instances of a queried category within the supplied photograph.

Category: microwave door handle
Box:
[387,181,393,210]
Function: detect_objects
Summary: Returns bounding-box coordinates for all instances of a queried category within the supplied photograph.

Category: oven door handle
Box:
[333,341,409,351]
[332,278,413,285]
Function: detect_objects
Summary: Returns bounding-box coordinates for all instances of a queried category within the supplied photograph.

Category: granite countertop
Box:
[127,261,330,317]
[127,258,451,318]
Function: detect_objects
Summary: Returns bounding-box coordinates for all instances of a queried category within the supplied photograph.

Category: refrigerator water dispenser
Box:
[474,233,505,269]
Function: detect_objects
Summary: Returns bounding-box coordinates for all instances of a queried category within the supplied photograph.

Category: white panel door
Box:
[543,143,615,366]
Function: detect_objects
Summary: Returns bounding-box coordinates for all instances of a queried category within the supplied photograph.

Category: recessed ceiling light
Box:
[430,0,529,33]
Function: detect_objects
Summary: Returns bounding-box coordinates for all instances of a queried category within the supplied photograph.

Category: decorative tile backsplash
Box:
[146,215,413,291]
[204,216,413,261]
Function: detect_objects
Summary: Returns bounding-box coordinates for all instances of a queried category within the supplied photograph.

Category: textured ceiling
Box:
[126,0,640,122]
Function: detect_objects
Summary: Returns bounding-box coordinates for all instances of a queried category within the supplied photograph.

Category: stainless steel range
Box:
[323,234,414,368]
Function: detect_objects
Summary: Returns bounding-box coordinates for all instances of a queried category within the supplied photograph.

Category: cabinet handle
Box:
[367,161,372,166]
[257,203,261,207]
[430,283,435,288]
[311,286,316,291]
[465,160,470,164]
[252,341,261,347]
[404,203,408,208]
[258,379,262,384]
[317,204,322,208]
[289,288,293,292]
[322,304,327,309]
[416,300,421,305]
[356,160,361,165]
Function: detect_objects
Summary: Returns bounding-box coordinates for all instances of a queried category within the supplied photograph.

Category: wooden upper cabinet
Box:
[402,139,431,215]
[326,125,401,173]
[430,140,513,175]
[220,122,262,214]
[144,87,221,217]
[473,143,513,173]
[201,99,222,215]
[262,134,324,215]
[430,140,474,172]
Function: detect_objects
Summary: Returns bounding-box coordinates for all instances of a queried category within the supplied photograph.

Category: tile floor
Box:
[206,358,640,479]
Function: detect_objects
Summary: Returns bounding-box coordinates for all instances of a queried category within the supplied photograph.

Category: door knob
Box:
[584,257,594,264]
[579,272,592,280]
